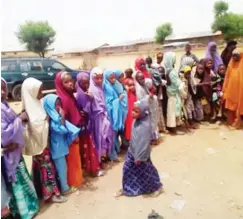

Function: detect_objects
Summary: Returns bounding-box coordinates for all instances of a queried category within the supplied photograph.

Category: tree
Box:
[155,23,173,44]
[212,1,243,41]
[17,21,56,58]
[214,1,228,17]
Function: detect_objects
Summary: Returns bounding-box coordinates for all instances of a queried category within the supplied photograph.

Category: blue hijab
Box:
[113,70,128,123]
[43,94,80,159]
[103,70,127,131]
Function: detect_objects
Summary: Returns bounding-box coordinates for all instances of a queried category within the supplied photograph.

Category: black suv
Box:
[1,57,80,101]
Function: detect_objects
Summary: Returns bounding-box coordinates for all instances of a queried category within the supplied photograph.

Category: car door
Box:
[19,60,51,90]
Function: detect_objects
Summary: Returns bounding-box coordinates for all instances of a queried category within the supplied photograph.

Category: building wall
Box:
[59,45,243,71]
[1,50,53,58]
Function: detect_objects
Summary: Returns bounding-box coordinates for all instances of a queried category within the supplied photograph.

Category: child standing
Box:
[55,71,83,189]
[124,78,137,148]
[211,64,226,120]
[144,78,160,144]
[43,94,80,193]
[103,70,126,162]
[125,68,133,79]
[88,67,114,166]
[1,78,39,219]
[120,99,163,197]
[21,78,66,203]
[76,72,104,176]
[181,66,198,129]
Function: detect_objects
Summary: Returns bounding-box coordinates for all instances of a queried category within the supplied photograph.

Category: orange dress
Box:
[223,51,243,116]
[66,138,83,187]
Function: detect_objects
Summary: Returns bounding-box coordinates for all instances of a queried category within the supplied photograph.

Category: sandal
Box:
[114,189,124,198]
[62,187,77,195]
[51,195,67,203]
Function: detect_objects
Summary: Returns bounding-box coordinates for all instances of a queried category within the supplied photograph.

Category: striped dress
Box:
[9,157,39,219]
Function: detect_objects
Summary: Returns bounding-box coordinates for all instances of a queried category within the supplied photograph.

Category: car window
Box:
[51,61,66,71]
[1,60,17,72]
[19,61,31,72]
[30,61,44,71]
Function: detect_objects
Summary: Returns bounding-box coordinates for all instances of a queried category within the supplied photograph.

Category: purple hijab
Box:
[205,41,223,72]
[1,78,23,182]
[76,71,92,115]
[88,67,113,162]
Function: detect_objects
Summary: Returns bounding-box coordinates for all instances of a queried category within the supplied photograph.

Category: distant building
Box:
[1,49,54,58]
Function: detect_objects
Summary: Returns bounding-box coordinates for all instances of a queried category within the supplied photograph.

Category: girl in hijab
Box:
[113,70,128,151]
[55,71,83,188]
[124,78,137,147]
[43,94,80,193]
[1,78,39,219]
[223,48,243,129]
[205,41,223,73]
[22,78,65,203]
[162,52,183,134]
[87,67,114,167]
[118,99,163,197]
[103,70,126,161]
[144,78,160,144]
[135,71,148,100]
[135,57,151,79]
[76,71,104,176]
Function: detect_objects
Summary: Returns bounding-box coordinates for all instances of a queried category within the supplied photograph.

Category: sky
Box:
[1,0,243,52]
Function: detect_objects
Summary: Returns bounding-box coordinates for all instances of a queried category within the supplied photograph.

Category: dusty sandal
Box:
[51,195,67,203]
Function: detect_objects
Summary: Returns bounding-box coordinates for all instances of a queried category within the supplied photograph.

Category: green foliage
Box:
[214,1,229,17]
[17,21,56,58]
[212,1,243,41]
[155,23,173,44]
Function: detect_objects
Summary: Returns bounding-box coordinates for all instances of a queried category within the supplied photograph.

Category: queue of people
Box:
[1,41,243,219]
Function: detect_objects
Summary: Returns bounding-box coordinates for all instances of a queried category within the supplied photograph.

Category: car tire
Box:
[12,84,22,101]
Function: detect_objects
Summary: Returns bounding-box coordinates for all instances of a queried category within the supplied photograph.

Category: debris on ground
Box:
[206,148,216,154]
[148,210,164,219]
[160,172,170,179]
[170,200,186,212]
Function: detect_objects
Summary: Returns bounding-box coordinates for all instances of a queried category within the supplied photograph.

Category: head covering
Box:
[89,67,107,116]
[129,98,152,162]
[113,70,125,95]
[21,77,49,156]
[145,78,153,90]
[184,65,192,72]
[43,94,80,149]
[76,71,92,115]
[103,70,123,131]
[55,71,82,127]
[1,78,24,182]
[135,57,150,78]
[223,49,243,117]
[135,72,149,100]
[205,41,223,72]
[162,52,176,74]
[124,78,137,141]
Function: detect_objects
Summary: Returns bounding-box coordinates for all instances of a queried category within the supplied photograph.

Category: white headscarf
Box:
[22,78,49,155]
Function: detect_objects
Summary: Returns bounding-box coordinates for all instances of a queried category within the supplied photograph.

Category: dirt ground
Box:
[10,102,243,219]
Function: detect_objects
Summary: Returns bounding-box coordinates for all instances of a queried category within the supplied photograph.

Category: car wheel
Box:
[12,84,22,101]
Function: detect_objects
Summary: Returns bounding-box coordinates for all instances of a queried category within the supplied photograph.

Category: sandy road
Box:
[10,101,243,219]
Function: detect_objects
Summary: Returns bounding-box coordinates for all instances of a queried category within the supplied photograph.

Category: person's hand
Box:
[86,91,94,100]
[3,143,19,153]
[119,94,124,100]
[161,79,167,86]
[80,111,87,117]
[19,111,28,122]
[58,108,65,125]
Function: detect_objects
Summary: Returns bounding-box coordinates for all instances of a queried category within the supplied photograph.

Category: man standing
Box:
[179,43,199,71]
